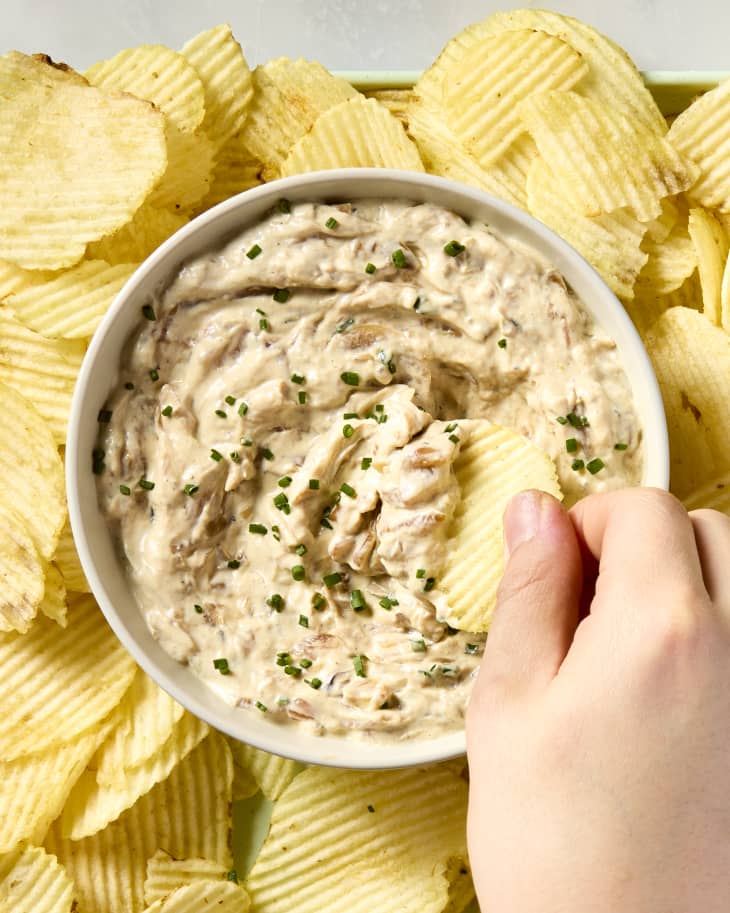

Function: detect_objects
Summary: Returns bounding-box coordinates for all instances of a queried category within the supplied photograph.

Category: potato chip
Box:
[438,421,562,633]
[668,76,730,212]
[626,269,702,337]
[0,502,44,634]
[0,258,49,299]
[53,517,89,592]
[227,739,303,801]
[180,24,253,149]
[0,307,86,444]
[85,45,205,135]
[61,711,209,840]
[0,845,75,913]
[682,473,730,515]
[39,561,67,627]
[644,307,730,499]
[636,219,697,297]
[0,380,64,561]
[643,196,680,244]
[148,122,216,212]
[518,91,696,221]
[722,251,730,331]
[46,731,234,913]
[7,259,136,339]
[231,756,259,802]
[442,29,588,169]
[0,51,166,270]
[87,203,188,265]
[362,88,413,127]
[0,711,117,853]
[144,850,227,905]
[526,157,648,300]
[144,880,249,913]
[243,58,357,180]
[688,207,729,325]
[442,857,476,913]
[280,96,424,176]
[0,593,136,761]
[95,669,187,788]
[197,134,262,211]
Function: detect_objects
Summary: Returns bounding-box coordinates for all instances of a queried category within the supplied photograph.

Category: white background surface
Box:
[3,0,730,73]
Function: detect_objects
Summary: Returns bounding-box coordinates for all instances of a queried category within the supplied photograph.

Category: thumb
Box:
[477,490,583,699]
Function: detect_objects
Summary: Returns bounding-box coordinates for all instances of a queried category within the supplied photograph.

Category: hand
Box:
[466,488,730,913]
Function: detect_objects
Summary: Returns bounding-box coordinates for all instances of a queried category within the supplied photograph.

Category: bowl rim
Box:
[66,168,670,769]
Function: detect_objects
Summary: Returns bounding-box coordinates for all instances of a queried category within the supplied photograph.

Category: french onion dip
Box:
[95,198,642,741]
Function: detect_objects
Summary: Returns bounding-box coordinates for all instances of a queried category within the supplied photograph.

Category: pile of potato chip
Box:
[1,9,729,912]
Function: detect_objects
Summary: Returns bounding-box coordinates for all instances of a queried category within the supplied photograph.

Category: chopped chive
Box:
[225,395,236,406]
[92,448,105,475]
[464,643,480,655]
[149,368,159,382]
[449,434,459,444]
[237,401,248,416]
[215,409,227,418]
[161,404,173,417]
[416,568,426,579]
[312,592,326,610]
[230,451,242,463]
[335,317,354,334]
[571,458,585,471]
[249,523,267,535]
[424,577,436,592]
[142,304,156,321]
[391,248,407,268]
[267,593,284,611]
[340,482,356,498]
[278,475,292,488]
[291,373,305,385]
[323,572,342,588]
[365,262,376,274]
[320,518,333,529]
[300,658,313,669]
[276,652,290,665]
[277,198,291,214]
[138,478,154,491]
[259,318,269,330]
[183,483,199,496]
[353,654,367,677]
[246,244,262,260]
[227,559,240,569]
[298,613,309,627]
[97,408,112,423]
[444,240,465,257]
[271,524,280,538]
[556,415,568,425]
[255,701,267,713]
[194,604,204,614]
[273,288,290,303]
[242,438,253,447]
[361,457,372,470]
[308,478,320,490]
[614,442,629,451]
[277,697,290,706]
[340,371,360,386]
[497,338,507,349]
[379,596,398,610]
[343,412,359,419]
[292,565,306,582]
[261,448,274,461]
[213,658,230,675]
[412,638,427,653]
[295,543,307,556]
[350,589,366,611]
[210,449,223,462]
[413,296,421,311]
[284,665,300,676]
[273,492,290,512]
[375,404,384,413]
[567,411,589,428]
[325,216,339,229]
[306,677,322,689]
[444,423,457,433]
[298,391,308,404]
[124,381,135,390]
[342,424,354,438]
[119,484,131,496]
[565,438,578,453]
[586,457,605,475]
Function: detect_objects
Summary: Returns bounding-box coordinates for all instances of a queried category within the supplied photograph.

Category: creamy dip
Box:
[95,198,642,741]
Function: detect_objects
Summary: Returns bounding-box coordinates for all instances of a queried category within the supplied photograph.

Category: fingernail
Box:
[503,490,545,558]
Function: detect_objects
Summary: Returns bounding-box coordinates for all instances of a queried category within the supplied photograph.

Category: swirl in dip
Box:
[95,198,642,740]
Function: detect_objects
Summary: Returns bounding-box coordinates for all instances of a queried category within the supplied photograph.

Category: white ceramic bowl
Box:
[67,169,670,769]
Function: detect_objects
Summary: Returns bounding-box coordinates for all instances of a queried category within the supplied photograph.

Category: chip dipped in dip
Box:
[95,198,642,741]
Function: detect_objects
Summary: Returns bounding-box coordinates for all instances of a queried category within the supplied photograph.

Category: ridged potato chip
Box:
[0,380,64,561]
[61,711,210,840]
[0,593,136,761]
[39,561,67,627]
[144,850,227,905]
[46,731,234,913]
[688,207,729,325]
[246,764,468,913]
[95,669,187,788]
[88,204,188,265]
[643,196,680,244]
[180,24,253,149]
[637,219,697,297]
[0,307,86,443]
[85,45,206,135]
[518,90,696,221]
[280,96,424,176]
[7,259,136,339]
[144,880,249,913]
[149,122,216,211]
[0,502,44,634]
[668,75,730,212]
[362,88,413,126]
[0,845,75,913]
[0,710,117,853]
[53,518,89,592]
[0,258,47,299]
[0,51,167,270]
[644,307,730,499]
[244,58,357,179]
[198,134,262,210]
[682,474,730,515]
[438,421,562,633]
[722,250,730,330]
[526,157,648,300]
[443,29,588,168]
[626,269,701,337]
[227,739,303,801]
[443,858,476,913]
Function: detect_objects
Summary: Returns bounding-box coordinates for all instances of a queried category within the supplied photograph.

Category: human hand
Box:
[466,488,730,913]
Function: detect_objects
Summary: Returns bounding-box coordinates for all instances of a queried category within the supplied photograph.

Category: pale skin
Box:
[467,487,730,913]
